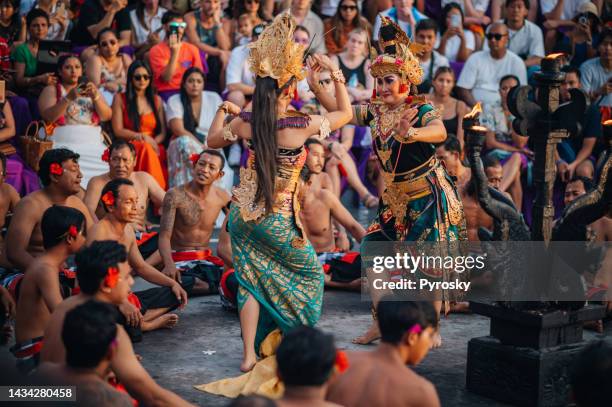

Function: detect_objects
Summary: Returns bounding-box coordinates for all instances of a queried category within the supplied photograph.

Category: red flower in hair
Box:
[68,225,78,238]
[49,163,63,176]
[104,267,120,288]
[395,58,404,66]
[101,148,110,162]
[101,191,115,207]
[405,95,414,105]
[335,350,349,373]
[190,153,201,166]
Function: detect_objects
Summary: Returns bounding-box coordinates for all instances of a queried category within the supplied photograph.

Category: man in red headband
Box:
[41,240,194,406]
[159,149,231,295]
[6,149,95,271]
[87,178,189,338]
[12,206,87,374]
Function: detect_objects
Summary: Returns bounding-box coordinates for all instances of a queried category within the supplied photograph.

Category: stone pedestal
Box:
[465,303,606,407]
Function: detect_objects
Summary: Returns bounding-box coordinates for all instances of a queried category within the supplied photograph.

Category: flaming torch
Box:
[603,120,612,150]
[463,103,487,148]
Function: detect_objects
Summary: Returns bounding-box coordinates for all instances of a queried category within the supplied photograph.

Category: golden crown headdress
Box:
[248,13,305,89]
[370,16,426,85]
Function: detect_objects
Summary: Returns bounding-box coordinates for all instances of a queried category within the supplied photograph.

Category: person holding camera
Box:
[437,2,475,64]
[149,11,203,101]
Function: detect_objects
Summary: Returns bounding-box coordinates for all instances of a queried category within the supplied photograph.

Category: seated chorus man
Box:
[327,299,441,407]
[276,326,342,407]
[159,150,231,296]
[36,301,133,407]
[87,179,188,340]
[41,241,193,406]
[6,149,95,271]
[0,152,20,270]
[13,206,87,374]
[84,141,165,262]
[300,139,365,291]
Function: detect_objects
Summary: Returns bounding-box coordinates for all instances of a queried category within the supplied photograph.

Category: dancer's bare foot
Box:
[240,355,257,373]
[432,331,442,348]
[352,322,381,345]
[142,313,179,332]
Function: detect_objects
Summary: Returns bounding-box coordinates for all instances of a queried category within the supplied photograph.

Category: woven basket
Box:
[19,121,53,172]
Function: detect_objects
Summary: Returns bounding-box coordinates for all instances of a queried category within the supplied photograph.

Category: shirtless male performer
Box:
[327,299,441,407]
[300,139,365,290]
[41,240,193,406]
[0,152,19,269]
[6,149,95,270]
[84,141,165,262]
[13,206,87,374]
[159,150,231,295]
[87,178,188,337]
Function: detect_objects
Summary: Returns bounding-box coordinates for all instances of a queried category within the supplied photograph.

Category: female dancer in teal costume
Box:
[311,16,467,346]
[208,14,352,372]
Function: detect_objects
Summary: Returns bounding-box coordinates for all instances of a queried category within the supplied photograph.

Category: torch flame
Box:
[603,120,612,126]
[470,125,488,132]
[464,103,482,119]
[545,53,564,59]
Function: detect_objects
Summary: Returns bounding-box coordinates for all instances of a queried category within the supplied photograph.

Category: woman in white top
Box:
[166,67,234,191]
[38,55,112,187]
[437,2,475,63]
[129,0,167,57]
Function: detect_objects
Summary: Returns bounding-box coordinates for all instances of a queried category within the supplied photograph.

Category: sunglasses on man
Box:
[486,33,507,41]
[169,22,187,29]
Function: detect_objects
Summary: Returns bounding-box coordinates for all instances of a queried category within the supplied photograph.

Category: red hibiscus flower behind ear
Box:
[104,267,120,288]
[335,350,349,373]
[50,163,64,176]
[101,191,115,207]
[101,149,110,162]
[68,225,78,238]
[190,153,200,166]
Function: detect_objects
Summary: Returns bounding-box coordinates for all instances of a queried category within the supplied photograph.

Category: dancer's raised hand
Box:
[312,54,339,72]
[397,108,419,142]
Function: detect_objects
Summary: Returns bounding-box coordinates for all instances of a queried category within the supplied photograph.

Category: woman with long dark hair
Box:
[111,60,167,189]
[207,14,351,373]
[324,0,371,55]
[166,67,233,193]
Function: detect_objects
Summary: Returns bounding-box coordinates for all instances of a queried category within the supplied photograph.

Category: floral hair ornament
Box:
[190,153,201,166]
[409,324,423,335]
[68,225,78,238]
[101,148,110,162]
[49,163,64,176]
[101,191,115,207]
[104,266,120,288]
[334,350,350,373]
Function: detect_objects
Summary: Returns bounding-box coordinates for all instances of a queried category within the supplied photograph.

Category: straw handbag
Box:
[19,121,53,172]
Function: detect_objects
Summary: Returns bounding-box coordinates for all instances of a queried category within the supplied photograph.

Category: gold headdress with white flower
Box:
[370,16,426,85]
[248,13,305,89]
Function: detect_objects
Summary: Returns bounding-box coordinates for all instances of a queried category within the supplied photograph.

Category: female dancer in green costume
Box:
[208,14,352,372]
[312,16,467,346]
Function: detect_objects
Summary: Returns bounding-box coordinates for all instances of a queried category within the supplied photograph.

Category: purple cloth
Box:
[158,90,180,102]
[8,96,32,137]
[5,153,40,196]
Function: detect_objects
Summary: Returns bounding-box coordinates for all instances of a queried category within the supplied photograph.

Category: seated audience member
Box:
[427,67,468,145]
[159,150,231,295]
[442,0,491,27]
[184,0,231,90]
[0,102,39,195]
[34,0,68,40]
[69,0,130,48]
[457,23,527,108]
[86,28,132,106]
[6,149,94,271]
[111,61,167,189]
[13,206,86,374]
[87,179,188,337]
[327,299,441,407]
[128,0,167,58]
[558,66,601,180]
[289,0,327,53]
[580,28,612,101]
[373,0,427,41]
[415,19,450,94]
[225,0,267,47]
[550,2,600,68]
[149,11,203,100]
[490,0,544,72]
[225,23,265,108]
[166,68,233,191]
[0,0,25,47]
[36,301,133,406]
[437,3,475,63]
[331,28,374,103]
[41,241,193,406]
[84,141,165,260]
[276,326,342,407]
[570,339,612,407]
[300,139,365,291]
[324,0,372,56]
[436,136,471,189]
[12,9,56,101]
[0,152,19,267]
[38,55,112,188]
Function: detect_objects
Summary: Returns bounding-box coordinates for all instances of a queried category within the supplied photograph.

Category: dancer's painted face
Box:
[376,74,405,105]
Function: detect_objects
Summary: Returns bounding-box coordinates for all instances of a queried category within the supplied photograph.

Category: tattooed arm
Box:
[159,189,180,282]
